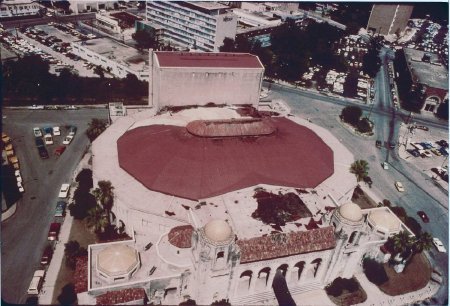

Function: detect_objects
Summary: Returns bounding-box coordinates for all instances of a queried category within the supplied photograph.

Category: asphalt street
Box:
[1,108,107,304]
[266,66,448,303]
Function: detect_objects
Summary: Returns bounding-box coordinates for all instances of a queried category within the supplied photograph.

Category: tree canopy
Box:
[132,29,158,50]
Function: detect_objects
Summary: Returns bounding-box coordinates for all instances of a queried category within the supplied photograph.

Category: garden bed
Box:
[351,186,377,209]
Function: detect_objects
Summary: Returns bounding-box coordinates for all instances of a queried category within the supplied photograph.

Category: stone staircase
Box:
[230,282,323,305]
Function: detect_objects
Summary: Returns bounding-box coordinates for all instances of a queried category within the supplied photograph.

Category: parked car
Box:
[382,162,389,170]
[389,142,396,149]
[33,127,42,137]
[35,137,45,147]
[415,125,429,131]
[437,139,449,148]
[43,127,53,135]
[407,149,420,157]
[53,126,61,136]
[411,143,424,151]
[17,181,24,193]
[376,140,382,148]
[47,223,61,241]
[38,146,49,159]
[420,150,432,158]
[54,201,66,217]
[54,145,66,156]
[28,105,44,110]
[44,134,53,145]
[58,183,70,198]
[2,132,11,143]
[66,105,78,110]
[421,142,433,149]
[439,147,449,156]
[395,181,405,192]
[431,148,442,156]
[62,135,74,145]
[433,238,446,253]
[68,126,77,136]
[417,211,429,223]
[27,270,45,295]
[40,245,53,266]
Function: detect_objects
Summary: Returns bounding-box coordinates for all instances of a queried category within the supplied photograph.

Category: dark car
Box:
[376,140,382,148]
[389,142,396,149]
[408,149,420,157]
[40,245,53,266]
[417,211,429,223]
[38,146,49,159]
[35,137,45,147]
[55,201,66,217]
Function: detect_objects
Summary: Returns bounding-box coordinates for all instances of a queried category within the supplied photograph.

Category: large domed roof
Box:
[368,210,401,233]
[97,245,139,277]
[339,202,363,222]
[204,220,232,242]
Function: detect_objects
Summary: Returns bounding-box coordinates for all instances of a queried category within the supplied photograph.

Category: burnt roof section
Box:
[168,225,194,248]
[186,118,276,137]
[236,226,336,263]
[154,51,264,69]
[117,117,334,200]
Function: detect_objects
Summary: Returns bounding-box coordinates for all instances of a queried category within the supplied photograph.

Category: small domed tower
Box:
[331,202,364,244]
[191,219,240,304]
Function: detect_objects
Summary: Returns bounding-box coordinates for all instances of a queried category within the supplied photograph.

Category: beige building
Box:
[149,51,265,110]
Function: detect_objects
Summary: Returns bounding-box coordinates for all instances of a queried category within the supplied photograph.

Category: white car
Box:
[28,105,44,110]
[44,134,53,145]
[33,127,42,137]
[16,173,22,183]
[58,183,70,198]
[433,238,446,253]
[17,181,24,193]
[395,181,405,192]
[62,135,74,145]
[53,126,61,136]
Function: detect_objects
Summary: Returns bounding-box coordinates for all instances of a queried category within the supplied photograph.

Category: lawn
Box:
[51,219,96,304]
[327,278,367,306]
[379,253,431,296]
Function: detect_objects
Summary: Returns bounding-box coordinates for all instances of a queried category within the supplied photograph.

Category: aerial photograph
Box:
[0,1,448,305]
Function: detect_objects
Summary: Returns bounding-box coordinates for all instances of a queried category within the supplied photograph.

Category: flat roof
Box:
[77,38,148,71]
[185,1,229,11]
[154,51,264,69]
[404,48,448,90]
[117,117,334,200]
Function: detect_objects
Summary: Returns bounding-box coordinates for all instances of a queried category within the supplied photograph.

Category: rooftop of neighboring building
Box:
[184,1,229,11]
[403,48,449,90]
[154,51,264,69]
[74,37,148,72]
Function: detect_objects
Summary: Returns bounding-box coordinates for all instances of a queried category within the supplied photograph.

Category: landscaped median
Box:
[340,105,374,136]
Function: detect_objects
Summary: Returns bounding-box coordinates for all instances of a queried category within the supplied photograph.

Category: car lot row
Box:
[33,125,77,159]
[2,132,25,192]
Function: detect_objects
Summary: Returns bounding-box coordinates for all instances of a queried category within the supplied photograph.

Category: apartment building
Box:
[0,0,40,19]
[146,1,237,52]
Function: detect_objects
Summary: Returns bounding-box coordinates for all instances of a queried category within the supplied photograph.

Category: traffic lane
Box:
[1,109,107,304]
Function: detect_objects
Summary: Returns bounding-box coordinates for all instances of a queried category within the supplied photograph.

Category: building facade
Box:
[71,38,149,81]
[149,51,264,109]
[0,0,40,19]
[146,1,237,52]
[68,1,117,14]
[367,4,414,36]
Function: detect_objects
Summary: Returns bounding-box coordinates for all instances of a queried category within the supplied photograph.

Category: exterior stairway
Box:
[230,282,323,305]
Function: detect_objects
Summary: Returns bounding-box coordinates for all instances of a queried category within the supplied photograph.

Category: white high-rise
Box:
[146,1,237,52]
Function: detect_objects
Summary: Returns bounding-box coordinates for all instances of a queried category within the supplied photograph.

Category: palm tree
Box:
[86,118,107,142]
[350,160,369,182]
[412,232,433,254]
[86,205,108,233]
[391,230,414,260]
[93,180,114,225]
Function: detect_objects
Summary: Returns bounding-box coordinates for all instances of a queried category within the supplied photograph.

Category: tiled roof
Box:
[186,118,276,137]
[96,288,146,305]
[168,225,194,248]
[237,226,336,263]
[154,51,264,69]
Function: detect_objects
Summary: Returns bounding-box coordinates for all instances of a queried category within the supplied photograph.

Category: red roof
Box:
[168,225,194,248]
[96,288,146,305]
[236,226,336,263]
[186,118,276,137]
[117,117,334,200]
[155,51,263,69]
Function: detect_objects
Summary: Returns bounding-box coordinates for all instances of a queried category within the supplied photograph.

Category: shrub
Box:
[357,117,372,133]
[326,277,343,296]
[390,206,407,220]
[363,258,388,285]
[405,217,422,236]
[57,283,77,305]
[341,106,362,126]
[76,169,93,191]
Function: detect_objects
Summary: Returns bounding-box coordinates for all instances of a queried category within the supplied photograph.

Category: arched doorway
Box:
[237,270,253,296]
[255,267,271,292]
[311,258,322,278]
[291,261,305,283]
[276,264,288,278]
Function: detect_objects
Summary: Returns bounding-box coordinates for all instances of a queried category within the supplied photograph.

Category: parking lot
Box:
[1,108,107,304]
[398,123,449,190]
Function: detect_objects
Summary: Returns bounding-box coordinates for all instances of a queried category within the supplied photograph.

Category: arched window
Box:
[311,258,322,278]
[294,261,305,280]
[258,267,271,285]
[276,264,288,278]
[348,231,358,244]
[217,251,224,259]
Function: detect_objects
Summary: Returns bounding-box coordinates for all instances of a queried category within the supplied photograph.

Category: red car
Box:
[417,211,429,223]
[54,145,66,156]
